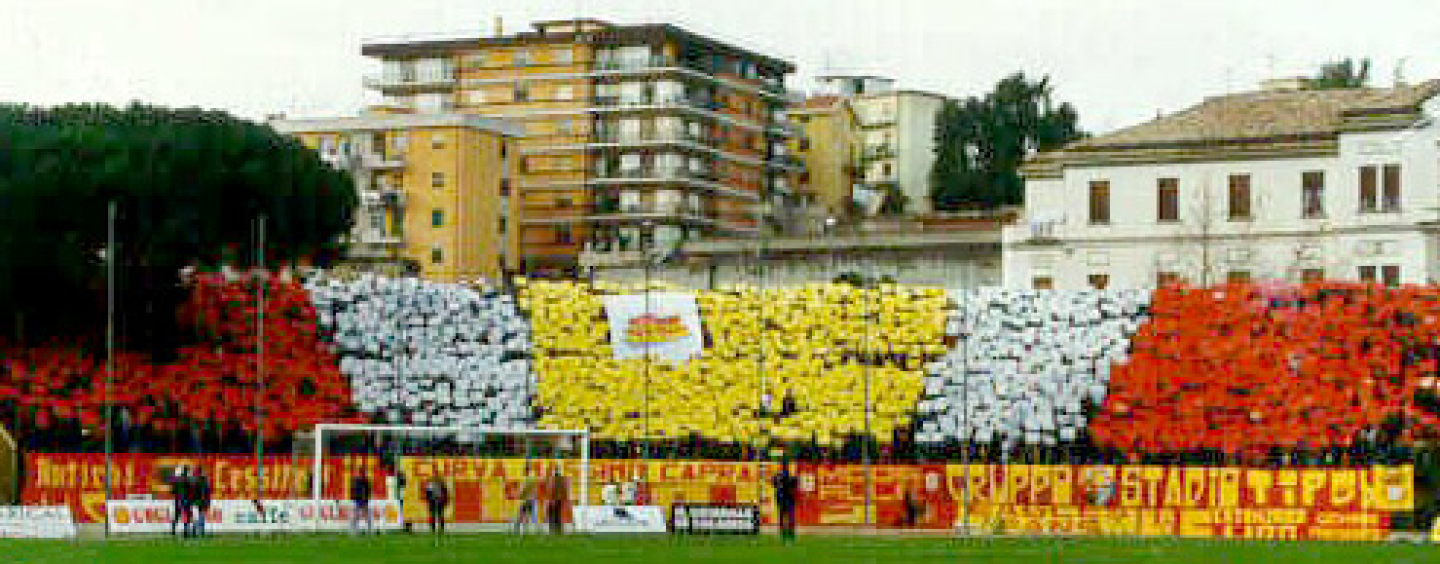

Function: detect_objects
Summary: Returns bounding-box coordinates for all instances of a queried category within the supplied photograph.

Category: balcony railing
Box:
[359,153,406,169]
[593,56,678,71]
[590,130,714,145]
[592,167,720,182]
[363,73,457,90]
[862,144,896,161]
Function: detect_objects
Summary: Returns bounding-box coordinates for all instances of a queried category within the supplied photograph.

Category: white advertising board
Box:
[573,505,667,534]
[0,506,77,539]
[105,499,402,534]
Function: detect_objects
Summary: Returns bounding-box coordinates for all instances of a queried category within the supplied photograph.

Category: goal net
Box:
[307,424,589,532]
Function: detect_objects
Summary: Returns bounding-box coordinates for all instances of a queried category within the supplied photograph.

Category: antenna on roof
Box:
[1394,57,1409,87]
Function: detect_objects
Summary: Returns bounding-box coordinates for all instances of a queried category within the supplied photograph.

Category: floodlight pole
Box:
[103,201,116,538]
[255,215,267,502]
[312,426,323,531]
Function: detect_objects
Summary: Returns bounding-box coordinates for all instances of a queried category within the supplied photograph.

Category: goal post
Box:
[309,423,589,532]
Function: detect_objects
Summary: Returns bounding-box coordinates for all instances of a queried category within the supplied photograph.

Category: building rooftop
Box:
[1074,80,1440,150]
[1023,79,1440,175]
[269,113,524,137]
[361,20,795,74]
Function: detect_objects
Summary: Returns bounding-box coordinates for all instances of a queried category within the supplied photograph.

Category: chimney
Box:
[495,16,504,36]
[1260,77,1309,92]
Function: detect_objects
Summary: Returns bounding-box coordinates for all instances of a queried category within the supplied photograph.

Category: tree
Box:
[930,73,1084,211]
[1306,58,1371,89]
[0,103,357,353]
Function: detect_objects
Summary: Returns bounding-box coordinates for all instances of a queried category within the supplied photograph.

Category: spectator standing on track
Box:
[190,470,212,538]
[546,469,570,534]
[771,460,799,542]
[423,476,450,534]
[511,477,540,533]
[350,471,374,534]
[170,465,193,537]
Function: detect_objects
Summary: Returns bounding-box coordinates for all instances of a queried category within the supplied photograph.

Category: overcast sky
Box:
[2,0,1436,134]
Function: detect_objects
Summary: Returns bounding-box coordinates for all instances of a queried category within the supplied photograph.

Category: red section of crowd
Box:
[0,274,361,439]
[1093,283,1440,456]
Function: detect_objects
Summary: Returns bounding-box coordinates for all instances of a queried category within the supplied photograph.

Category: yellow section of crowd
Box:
[518,279,949,445]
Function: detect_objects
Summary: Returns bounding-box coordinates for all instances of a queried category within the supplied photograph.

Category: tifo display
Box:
[4,274,1440,539]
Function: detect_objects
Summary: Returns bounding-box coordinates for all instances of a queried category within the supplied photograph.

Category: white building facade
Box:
[849,90,948,215]
[1006,80,1440,289]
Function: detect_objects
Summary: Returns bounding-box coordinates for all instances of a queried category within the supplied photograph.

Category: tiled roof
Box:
[1068,80,1440,150]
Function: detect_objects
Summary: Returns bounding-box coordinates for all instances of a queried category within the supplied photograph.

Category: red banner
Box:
[24,454,1414,539]
[23,453,387,523]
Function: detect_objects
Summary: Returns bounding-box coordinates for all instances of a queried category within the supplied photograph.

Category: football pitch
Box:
[2,534,1437,564]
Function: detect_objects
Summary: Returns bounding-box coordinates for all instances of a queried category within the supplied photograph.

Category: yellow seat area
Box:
[517,279,948,445]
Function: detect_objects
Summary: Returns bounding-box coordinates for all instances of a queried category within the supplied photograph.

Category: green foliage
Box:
[1306,58,1372,89]
[929,73,1084,211]
[0,102,356,351]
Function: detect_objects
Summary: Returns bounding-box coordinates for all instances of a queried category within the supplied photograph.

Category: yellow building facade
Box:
[272,114,522,282]
[361,19,804,275]
[788,96,859,220]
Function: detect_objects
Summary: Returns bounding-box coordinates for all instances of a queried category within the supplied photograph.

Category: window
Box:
[499,217,507,234]
[1226,270,1252,283]
[430,247,443,265]
[431,172,446,188]
[368,208,386,231]
[1383,265,1401,287]
[799,138,810,152]
[1302,171,1324,218]
[1032,276,1054,290]
[1156,178,1178,222]
[513,82,529,102]
[1156,271,1182,287]
[1088,180,1111,224]
[1088,274,1110,290]
[431,209,444,227]
[555,225,573,244]
[1359,165,1378,212]
[1358,265,1378,283]
[1382,164,1401,212]
[431,134,446,149]
[555,85,575,101]
[552,47,573,65]
[881,163,893,177]
[1227,174,1251,220]
[1301,268,1325,283]
[500,178,511,197]
[513,48,530,67]
[556,197,572,208]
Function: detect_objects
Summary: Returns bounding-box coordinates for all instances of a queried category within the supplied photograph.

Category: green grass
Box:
[2,534,1438,563]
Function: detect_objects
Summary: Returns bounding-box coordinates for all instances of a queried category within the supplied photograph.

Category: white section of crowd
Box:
[306,274,535,440]
[917,290,1150,449]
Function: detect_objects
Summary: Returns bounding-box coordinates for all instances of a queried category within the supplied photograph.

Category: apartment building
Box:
[272,113,521,282]
[361,19,805,275]
[819,76,948,215]
[787,95,859,221]
[1006,79,1440,289]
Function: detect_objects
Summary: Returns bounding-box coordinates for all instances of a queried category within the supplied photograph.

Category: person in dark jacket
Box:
[350,472,374,534]
[771,460,799,542]
[169,466,193,537]
[423,476,449,534]
[545,470,570,535]
[189,470,212,538]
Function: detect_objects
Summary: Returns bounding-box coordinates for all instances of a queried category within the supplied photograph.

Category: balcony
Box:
[861,144,896,161]
[593,56,678,72]
[361,186,406,208]
[363,72,457,91]
[349,230,405,249]
[359,152,405,170]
